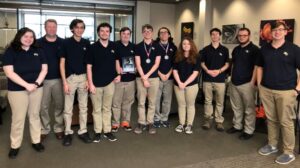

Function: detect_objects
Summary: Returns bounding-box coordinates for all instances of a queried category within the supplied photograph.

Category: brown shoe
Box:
[40,134,47,142]
[202,119,211,130]
[216,122,224,132]
[55,132,64,140]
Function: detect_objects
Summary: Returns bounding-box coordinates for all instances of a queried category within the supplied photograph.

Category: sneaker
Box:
[78,132,92,144]
[239,132,253,140]
[32,143,45,152]
[175,124,184,133]
[216,122,224,132]
[161,121,170,128]
[258,144,279,156]
[104,132,117,142]
[134,124,144,134]
[8,148,19,159]
[93,133,101,143]
[202,119,211,130]
[148,124,157,134]
[111,126,119,133]
[153,121,161,128]
[123,126,132,132]
[55,132,64,140]
[62,134,72,146]
[226,127,242,134]
[185,125,193,134]
[275,154,295,165]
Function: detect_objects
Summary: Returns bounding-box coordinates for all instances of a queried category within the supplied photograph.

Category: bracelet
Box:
[34,81,40,87]
[294,88,300,94]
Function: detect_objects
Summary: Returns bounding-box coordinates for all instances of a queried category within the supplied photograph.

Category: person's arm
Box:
[35,64,48,85]
[87,64,96,94]
[60,57,69,94]
[144,56,161,80]
[3,65,37,92]
[201,62,216,77]
[256,66,263,86]
[217,62,230,76]
[114,60,121,83]
[135,55,145,78]
[173,69,184,89]
[250,66,258,85]
[183,71,199,87]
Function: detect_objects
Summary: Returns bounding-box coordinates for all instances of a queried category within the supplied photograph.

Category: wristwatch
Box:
[34,81,40,87]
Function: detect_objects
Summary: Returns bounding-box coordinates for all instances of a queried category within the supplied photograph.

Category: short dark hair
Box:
[69,19,85,32]
[271,21,288,30]
[9,27,37,51]
[97,22,112,33]
[238,27,251,35]
[156,27,173,43]
[210,28,222,35]
[142,24,153,32]
[119,27,131,34]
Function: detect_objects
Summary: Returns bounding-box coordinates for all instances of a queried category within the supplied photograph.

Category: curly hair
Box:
[175,37,198,64]
[8,27,38,51]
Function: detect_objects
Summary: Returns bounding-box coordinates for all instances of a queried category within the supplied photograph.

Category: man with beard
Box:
[227,28,260,140]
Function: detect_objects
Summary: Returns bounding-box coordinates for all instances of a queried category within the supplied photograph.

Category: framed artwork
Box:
[122,56,135,73]
[260,19,295,46]
[181,22,194,40]
[222,24,245,44]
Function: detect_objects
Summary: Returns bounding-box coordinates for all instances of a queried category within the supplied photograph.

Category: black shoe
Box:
[78,132,92,144]
[93,133,101,143]
[104,132,117,142]
[62,134,72,146]
[226,127,242,134]
[123,126,132,132]
[8,148,19,159]
[239,132,253,140]
[153,121,161,128]
[161,121,170,128]
[32,143,45,152]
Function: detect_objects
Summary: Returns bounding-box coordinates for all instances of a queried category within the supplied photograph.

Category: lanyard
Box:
[159,42,169,55]
[144,42,153,58]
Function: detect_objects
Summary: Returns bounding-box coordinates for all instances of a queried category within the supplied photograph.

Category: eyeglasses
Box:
[272,28,286,32]
[238,35,249,37]
[159,31,169,34]
[143,30,152,34]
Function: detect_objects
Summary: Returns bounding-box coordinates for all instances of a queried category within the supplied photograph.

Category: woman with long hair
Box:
[3,27,48,159]
[173,37,200,134]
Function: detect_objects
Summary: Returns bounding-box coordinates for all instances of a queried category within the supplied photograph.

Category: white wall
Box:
[135,1,151,43]
[212,0,300,52]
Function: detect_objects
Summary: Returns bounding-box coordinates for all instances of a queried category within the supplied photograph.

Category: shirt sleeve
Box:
[224,48,230,62]
[193,55,201,72]
[199,49,206,63]
[173,61,179,70]
[38,48,48,64]
[60,39,67,58]
[294,45,300,70]
[2,48,15,66]
[255,47,264,67]
[86,44,94,65]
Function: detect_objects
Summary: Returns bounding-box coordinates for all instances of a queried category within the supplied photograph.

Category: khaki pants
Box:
[40,79,64,134]
[112,81,135,126]
[64,74,88,135]
[8,88,43,149]
[259,85,296,155]
[174,84,199,125]
[230,82,256,134]
[136,77,159,125]
[90,82,115,133]
[155,79,174,122]
[203,82,226,123]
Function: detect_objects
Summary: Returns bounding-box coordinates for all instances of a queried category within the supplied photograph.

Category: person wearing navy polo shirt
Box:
[111,27,136,132]
[3,27,48,158]
[257,22,300,165]
[227,28,260,140]
[173,37,200,134]
[37,19,64,141]
[60,19,92,146]
[200,28,229,132]
[87,22,118,142]
[154,27,177,128]
[134,24,161,134]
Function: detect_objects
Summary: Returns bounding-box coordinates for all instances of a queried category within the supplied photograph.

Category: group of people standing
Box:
[2,18,300,165]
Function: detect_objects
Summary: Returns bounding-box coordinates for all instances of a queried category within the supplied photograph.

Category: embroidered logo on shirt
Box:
[152,47,155,50]
[33,53,39,56]
[283,51,288,56]
[170,48,173,52]
[219,52,223,56]
[111,50,115,53]
[83,47,86,51]
[245,50,249,53]
[131,50,134,53]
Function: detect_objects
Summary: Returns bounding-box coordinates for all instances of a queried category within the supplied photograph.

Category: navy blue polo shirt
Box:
[256,41,300,90]
[200,44,229,83]
[86,41,117,87]
[231,42,261,86]
[37,36,63,80]
[3,47,47,91]
[115,41,136,82]
[156,41,177,80]
[135,41,161,78]
[60,37,90,78]
[173,56,201,87]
